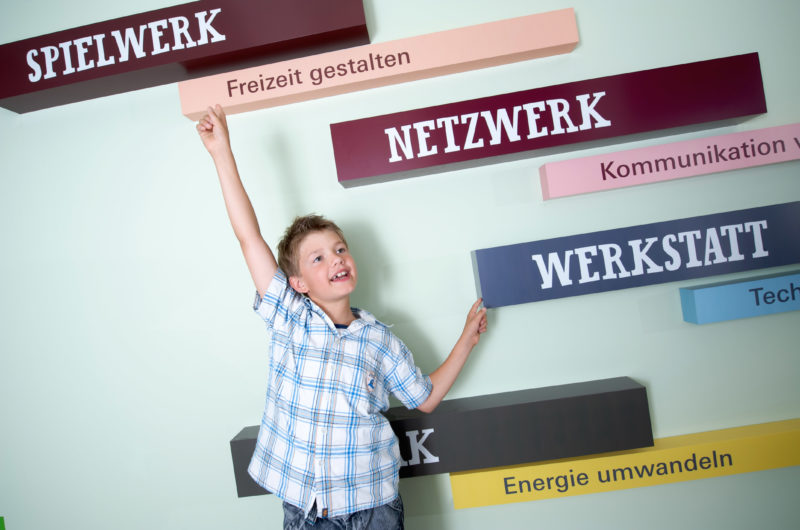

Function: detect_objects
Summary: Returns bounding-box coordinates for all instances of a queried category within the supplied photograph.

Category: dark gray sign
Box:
[230,377,653,497]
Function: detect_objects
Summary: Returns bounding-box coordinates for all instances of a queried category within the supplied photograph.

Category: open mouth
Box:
[331,270,350,282]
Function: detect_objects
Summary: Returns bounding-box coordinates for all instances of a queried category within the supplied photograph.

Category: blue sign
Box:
[472,202,800,307]
[680,270,800,324]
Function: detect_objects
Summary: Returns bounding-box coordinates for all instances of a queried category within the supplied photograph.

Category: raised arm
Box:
[196,105,277,296]
[417,299,488,413]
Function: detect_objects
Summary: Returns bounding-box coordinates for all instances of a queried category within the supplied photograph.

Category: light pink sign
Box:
[178,9,578,120]
[539,123,800,199]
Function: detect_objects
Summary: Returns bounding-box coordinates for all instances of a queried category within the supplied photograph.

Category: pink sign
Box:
[178,9,579,120]
[540,123,800,199]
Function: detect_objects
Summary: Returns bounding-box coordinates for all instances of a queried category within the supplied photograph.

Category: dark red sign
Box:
[330,53,767,186]
[0,0,368,113]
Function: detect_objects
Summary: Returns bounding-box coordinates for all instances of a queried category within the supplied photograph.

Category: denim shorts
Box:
[282,495,404,530]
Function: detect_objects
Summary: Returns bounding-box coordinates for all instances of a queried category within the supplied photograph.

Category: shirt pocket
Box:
[334,349,381,417]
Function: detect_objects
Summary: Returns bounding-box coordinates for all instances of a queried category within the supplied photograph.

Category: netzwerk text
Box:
[384,92,611,162]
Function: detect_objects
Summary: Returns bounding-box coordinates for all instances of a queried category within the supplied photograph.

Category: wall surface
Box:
[1,1,798,529]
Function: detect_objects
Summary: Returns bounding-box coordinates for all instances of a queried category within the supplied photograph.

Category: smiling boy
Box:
[197,105,487,529]
[277,217,358,325]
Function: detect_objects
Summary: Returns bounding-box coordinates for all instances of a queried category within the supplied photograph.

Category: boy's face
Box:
[289,229,358,303]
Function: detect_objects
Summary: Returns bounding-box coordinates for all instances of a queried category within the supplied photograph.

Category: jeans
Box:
[282,496,404,530]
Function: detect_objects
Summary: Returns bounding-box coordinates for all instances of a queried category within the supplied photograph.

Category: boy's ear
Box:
[289,275,309,294]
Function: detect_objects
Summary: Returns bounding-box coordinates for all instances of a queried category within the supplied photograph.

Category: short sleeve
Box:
[252,269,307,332]
[383,339,432,410]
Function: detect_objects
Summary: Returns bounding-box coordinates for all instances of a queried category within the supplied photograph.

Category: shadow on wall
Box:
[399,475,450,519]
[342,219,443,375]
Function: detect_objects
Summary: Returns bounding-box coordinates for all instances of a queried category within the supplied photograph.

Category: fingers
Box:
[476,310,487,334]
[209,104,227,127]
[470,298,483,314]
[475,300,487,333]
[196,110,214,132]
[467,298,488,334]
[196,104,227,132]
[214,103,226,121]
[205,105,221,127]
[196,115,213,132]
[468,300,485,321]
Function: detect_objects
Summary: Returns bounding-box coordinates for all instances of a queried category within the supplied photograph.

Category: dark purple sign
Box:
[473,202,800,308]
[0,0,368,113]
[330,53,766,186]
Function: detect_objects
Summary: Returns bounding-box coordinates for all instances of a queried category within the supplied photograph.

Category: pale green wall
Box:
[1,1,798,529]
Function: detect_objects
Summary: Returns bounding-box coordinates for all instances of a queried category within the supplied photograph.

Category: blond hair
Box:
[277,214,347,277]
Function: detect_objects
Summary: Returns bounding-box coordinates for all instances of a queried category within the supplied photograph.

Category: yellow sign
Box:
[450,418,800,509]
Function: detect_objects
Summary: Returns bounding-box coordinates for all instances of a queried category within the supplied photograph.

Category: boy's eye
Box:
[312,256,321,263]
[336,247,347,254]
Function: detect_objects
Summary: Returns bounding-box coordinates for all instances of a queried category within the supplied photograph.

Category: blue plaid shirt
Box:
[249,271,432,518]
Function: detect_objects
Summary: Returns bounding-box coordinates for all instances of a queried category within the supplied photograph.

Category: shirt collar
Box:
[303,297,374,333]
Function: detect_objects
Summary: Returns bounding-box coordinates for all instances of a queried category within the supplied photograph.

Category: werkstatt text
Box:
[472,202,800,307]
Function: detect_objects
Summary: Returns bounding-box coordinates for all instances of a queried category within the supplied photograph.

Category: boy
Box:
[196,105,487,529]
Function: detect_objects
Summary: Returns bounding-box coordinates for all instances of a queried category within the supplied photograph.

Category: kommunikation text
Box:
[599,137,800,180]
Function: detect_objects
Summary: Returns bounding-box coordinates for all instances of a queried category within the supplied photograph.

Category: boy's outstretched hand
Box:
[196,104,231,159]
[417,298,488,413]
[459,298,488,348]
[195,103,278,295]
